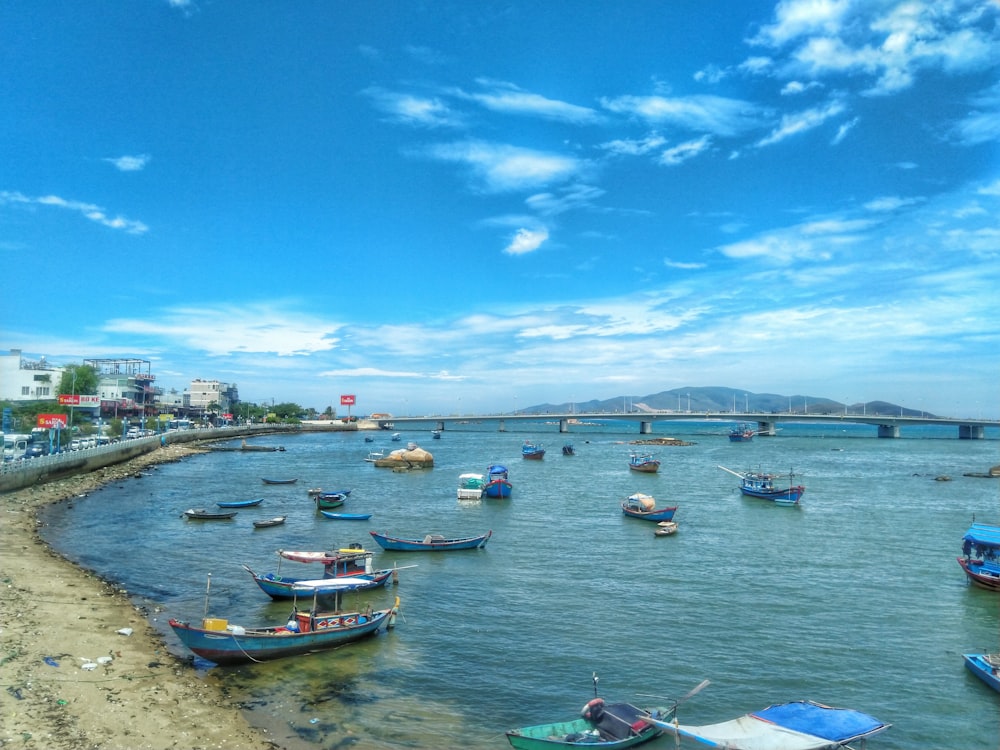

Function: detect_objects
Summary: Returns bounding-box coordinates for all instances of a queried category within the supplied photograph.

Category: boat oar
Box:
[638,678,710,747]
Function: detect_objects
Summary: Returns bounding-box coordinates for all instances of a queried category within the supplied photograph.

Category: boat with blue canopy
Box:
[958,522,1000,591]
[484,464,512,498]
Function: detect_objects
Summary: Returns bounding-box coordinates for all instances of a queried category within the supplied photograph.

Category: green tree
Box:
[57,365,99,396]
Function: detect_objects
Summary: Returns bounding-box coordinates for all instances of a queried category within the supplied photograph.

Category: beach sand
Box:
[0,444,278,750]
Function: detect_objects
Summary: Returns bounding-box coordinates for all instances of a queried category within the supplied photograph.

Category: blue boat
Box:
[320,511,372,520]
[241,563,392,599]
[168,580,399,665]
[729,422,755,442]
[522,440,545,459]
[621,493,677,522]
[628,453,660,473]
[958,522,1000,591]
[964,653,1000,693]
[719,465,805,505]
[369,529,492,551]
[216,498,263,508]
[484,464,512,498]
[649,699,891,749]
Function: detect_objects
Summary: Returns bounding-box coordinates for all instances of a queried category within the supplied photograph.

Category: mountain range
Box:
[523,386,933,418]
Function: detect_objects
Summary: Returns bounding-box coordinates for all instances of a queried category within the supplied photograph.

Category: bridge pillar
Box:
[639,421,652,434]
[559,419,569,433]
[436,421,445,431]
[959,424,985,439]
[756,421,776,436]
[877,424,900,438]
[498,420,506,432]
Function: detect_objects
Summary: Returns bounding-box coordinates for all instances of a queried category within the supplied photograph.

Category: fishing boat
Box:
[391,432,402,441]
[261,477,298,485]
[168,579,400,665]
[505,673,671,749]
[242,563,393,599]
[277,546,371,567]
[364,450,385,462]
[457,472,485,500]
[319,511,372,520]
[654,521,678,536]
[958,522,1000,591]
[718,465,805,505]
[183,509,237,520]
[562,444,575,456]
[315,492,347,510]
[729,422,755,442]
[484,464,513,498]
[216,498,263,508]
[369,529,492,551]
[648,699,891,750]
[963,653,1000,693]
[628,453,660,473]
[522,441,545,459]
[620,493,677,522]
[253,516,286,529]
[432,429,442,439]
[245,546,397,600]
[364,435,375,443]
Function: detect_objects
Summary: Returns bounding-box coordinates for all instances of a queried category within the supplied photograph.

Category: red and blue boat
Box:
[959,522,1000,591]
[522,441,545,459]
[621,493,677,522]
[484,464,512,498]
[719,465,805,505]
[728,422,755,442]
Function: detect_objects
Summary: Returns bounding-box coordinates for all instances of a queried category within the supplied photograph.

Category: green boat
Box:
[505,698,667,749]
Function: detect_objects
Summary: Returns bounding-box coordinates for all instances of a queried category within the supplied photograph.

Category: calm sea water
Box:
[40,421,1000,749]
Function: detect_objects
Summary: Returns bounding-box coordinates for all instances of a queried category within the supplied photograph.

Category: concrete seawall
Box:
[0,425,301,494]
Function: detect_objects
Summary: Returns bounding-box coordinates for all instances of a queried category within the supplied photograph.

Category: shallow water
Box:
[40,421,1000,749]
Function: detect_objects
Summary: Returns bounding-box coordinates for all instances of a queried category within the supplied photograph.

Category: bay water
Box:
[40,421,1000,749]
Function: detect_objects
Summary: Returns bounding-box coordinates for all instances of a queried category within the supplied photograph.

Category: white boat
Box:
[364,450,386,462]
[457,473,485,500]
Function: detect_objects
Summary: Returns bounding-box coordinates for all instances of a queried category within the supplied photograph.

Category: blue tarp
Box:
[753,701,887,743]
[963,523,1000,550]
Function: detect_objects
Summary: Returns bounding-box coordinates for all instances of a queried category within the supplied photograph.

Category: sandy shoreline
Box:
[0,444,278,750]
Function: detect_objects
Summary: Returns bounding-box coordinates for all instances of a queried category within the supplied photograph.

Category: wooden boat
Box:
[277,546,371,566]
[648,699,891,750]
[729,422,755,442]
[216,498,263,508]
[958,522,1000,591]
[522,441,545,459]
[168,581,400,665]
[628,453,660,473]
[320,511,372,520]
[718,465,805,505]
[484,464,512,498]
[315,492,347,510]
[621,494,677,522]
[261,477,297,485]
[184,508,237,520]
[654,521,678,536]
[963,653,1000,693]
[242,563,392,599]
[506,675,669,749]
[253,516,286,529]
[457,472,485,500]
[369,529,492,551]
[562,444,575,456]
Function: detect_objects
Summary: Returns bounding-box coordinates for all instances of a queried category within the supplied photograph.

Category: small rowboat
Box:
[217,498,263,508]
[320,511,372,521]
[253,516,287,529]
[315,493,347,510]
[184,508,237,520]
[262,477,298,485]
[369,530,492,551]
[963,653,1000,693]
[654,521,678,536]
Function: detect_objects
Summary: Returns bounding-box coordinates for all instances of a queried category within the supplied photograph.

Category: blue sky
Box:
[2,0,998,418]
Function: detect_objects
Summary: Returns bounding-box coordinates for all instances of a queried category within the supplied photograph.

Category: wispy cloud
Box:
[419,140,586,193]
[599,94,769,137]
[598,133,667,157]
[104,154,150,172]
[659,135,712,165]
[0,190,148,234]
[755,99,846,147]
[455,79,604,125]
[363,86,464,128]
[949,80,1000,145]
[525,184,605,216]
[504,227,550,255]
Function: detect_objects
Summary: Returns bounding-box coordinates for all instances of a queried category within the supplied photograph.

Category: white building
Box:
[188,379,239,415]
[0,349,62,402]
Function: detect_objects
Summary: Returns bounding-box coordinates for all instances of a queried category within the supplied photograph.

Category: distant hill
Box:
[523,386,931,418]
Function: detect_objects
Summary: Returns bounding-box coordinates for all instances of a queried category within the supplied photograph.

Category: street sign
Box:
[57,394,101,406]
[37,414,68,428]
[340,394,356,405]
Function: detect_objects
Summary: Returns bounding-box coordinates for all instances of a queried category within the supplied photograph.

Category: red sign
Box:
[37,414,68,428]
[57,394,100,406]
[222,413,233,420]
[340,394,356,406]
[58,394,80,405]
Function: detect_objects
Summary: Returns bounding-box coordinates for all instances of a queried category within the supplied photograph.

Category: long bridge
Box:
[376,411,999,439]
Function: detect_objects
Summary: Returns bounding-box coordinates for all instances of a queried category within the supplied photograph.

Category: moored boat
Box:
[621,493,677,522]
[320,511,372,520]
[628,453,660,473]
[457,472,485,500]
[484,464,512,498]
[261,477,297,485]
[718,465,805,505]
[647,698,891,749]
[216,497,263,508]
[654,521,678,536]
[168,580,399,665]
[242,563,393,599]
[562,444,575,456]
[522,440,545,459]
[184,508,237,520]
[729,422,755,442]
[963,652,1000,693]
[253,516,286,529]
[315,492,347,510]
[369,529,492,551]
[958,522,1000,591]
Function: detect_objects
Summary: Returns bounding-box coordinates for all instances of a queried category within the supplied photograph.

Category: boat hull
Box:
[168,608,392,665]
[958,557,1000,591]
[243,566,392,599]
[484,480,512,498]
[964,653,1000,693]
[261,478,297,485]
[740,486,805,504]
[506,701,663,749]
[369,530,492,551]
[621,503,677,522]
[320,511,372,520]
[184,509,236,520]
[217,498,263,508]
[315,494,347,510]
[253,516,286,528]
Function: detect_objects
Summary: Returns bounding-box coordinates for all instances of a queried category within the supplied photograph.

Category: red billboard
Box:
[340,394,356,406]
[37,414,68,428]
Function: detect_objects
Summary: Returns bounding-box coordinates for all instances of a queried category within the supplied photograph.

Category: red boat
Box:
[959,523,1000,591]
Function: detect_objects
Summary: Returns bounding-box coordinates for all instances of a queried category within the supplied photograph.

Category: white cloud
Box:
[504,227,549,255]
[659,135,712,165]
[421,140,585,193]
[0,190,148,234]
[525,184,605,216]
[599,133,667,156]
[755,99,846,147]
[863,195,923,212]
[831,116,859,144]
[600,94,768,137]
[104,154,150,172]
[363,87,463,128]
[457,80,603,125]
